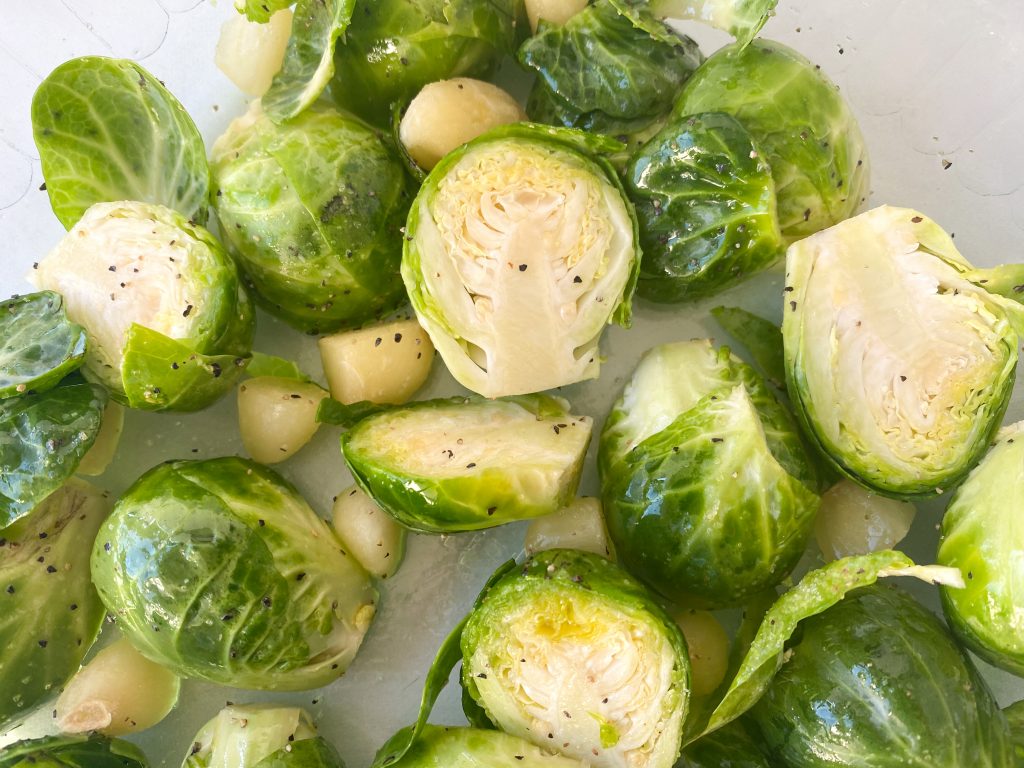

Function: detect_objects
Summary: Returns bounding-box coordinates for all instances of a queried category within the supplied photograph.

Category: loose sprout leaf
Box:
[0,381,105,528]
[646,0,778,47]
[247,352,313,382]
[519,1,703,138]
[121,325,250,413]
[0,735,149,768]
[32,57,210,228]
[0,291,87,399]
[263,0,356,123]
[251,737,345,768]
[316,398,391,427]
[710,307,785,389]
[235,0,293,23]
[683,550,962,743]
[626,113,783,302]
[0,481,110,730]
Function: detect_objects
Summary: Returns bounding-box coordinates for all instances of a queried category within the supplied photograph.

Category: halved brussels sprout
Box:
[29,202,254,412]
[0,735,148,768]
[211,102,410,334]
[184,705,344,768]
[342,395,591,533]
[330,0,520,127]
[939,421,1024,674]
[675,40,869,241]
[783,206,1023,498]
[600,341,819,607]
[91,458,376,691]
[749,585,1014,767]
[0,480,110,729]
[404,124,640,397]
[0,291,86,398]
[461,550,690,768]
[379,725,586,768]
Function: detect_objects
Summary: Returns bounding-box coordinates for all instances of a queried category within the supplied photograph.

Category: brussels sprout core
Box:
[784,206,1021,497]
[405,128,638,397]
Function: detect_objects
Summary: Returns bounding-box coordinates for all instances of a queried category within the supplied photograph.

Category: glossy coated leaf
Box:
[675,40,868,241]
[316,398,390,428]
[235,0,293,23]
[0,735,148,768]
[0,292,86,398]
[645,0,777,47]
[0,481,110,729]
[248,352,313,382]
[0,381,105,527]
[32,57,209,228]
[627,112,783,301]
[749,583,1013,767]
[519,1,702,138]
[678,721,770,768]
[380,726,587,768]
[263,0,356,122]
[710,307,784,389]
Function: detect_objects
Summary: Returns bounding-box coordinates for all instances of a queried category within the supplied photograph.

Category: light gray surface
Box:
[2,0,1023,764]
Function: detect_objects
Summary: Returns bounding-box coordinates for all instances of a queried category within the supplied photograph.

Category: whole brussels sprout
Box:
[749,585,1014,767]
[331,0,521,127]
[600,340,820,607]
[184,705,344,768]
[939,421,1024,674]
[674,39,869,241]
[0,735,148,768]
[783,206,1023,498]
[30,201,254,412]
[91,457,376,691]
[460,550,690,768]
[404,123,640,397]
[211,102,411,334]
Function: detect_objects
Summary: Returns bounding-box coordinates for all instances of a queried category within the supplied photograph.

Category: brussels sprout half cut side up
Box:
[0,480,111,730]
[403,124,640,398]
[675,40,869,241]
[600,340,820,607]
[91,458,376,691]
[0,735,149,768]
[29,202,255,412]
[341,395,591,533]
[461,550,690,768]
[211,102,411,334]
[184,705,344,768]
[939,421,1024,674]
[783,206,1023,499]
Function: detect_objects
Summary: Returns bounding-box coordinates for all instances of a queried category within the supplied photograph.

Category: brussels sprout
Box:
[404,123,640,397]
[0,292,86,398]
[678,722,770,768]
[0,480,110,729]
[379,725,587,768]
[625,112,783,302]
[32,58,209,228]
[330,0,521,126]
[599,340,819,607]
[783,206,1024,498]
[0,380,105,527]
[342,395,591,533]
[518,1,703,139]
[748,585,1014,767]
[30,202,254,412]
[184,705,344,768]
[640,0,777,47]
[939,421,1024,674]
[211,102,410,334]
[675,40,869,241]
[91,458,376,691]
[0,735,148,768]
[461,550,690,768]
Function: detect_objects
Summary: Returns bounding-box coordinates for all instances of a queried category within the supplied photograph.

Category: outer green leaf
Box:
[32,57,209,228]
[678,721,770,768]
[626,112,783,302]
[253,739,345,768]
[316,398,390,427]
[235,0,293,23]
[0,291,86,398]
[380,726,587,768]
[0,381,105,527]
[263,0,356,122]
[519,1,703,138]
[675,40,869,241]
[0,735,148,768]
[247,352,313,382]
[341,396,591,533]
[710,307,784,389]
[0,481,110,730]
[749,583,1013,767]
[91,458,376,691]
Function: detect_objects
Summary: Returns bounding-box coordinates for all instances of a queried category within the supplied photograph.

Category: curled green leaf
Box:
[0,291,86,398]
